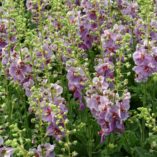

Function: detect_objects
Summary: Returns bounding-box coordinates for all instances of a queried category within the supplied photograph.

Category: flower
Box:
[0,147,14,157]
[133,45,157,82]
[95,58,114,80]
[33,143,55,157]
[9,61,32,83]
[47,124,64,141]
[74,0,106,50]
[86,75,130,142]
[66,62,87,109]
[29,82,68,141]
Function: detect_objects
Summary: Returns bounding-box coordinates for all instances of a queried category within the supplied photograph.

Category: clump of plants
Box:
[1,0,157,157]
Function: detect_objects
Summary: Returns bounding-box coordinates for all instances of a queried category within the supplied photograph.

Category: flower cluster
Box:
[84,20,131,142]
[101,24,130,56]
[133,44,157,82]
[66,59,87,109]
[26,0,50,24]
[29,81,68,141]
[2,47,34,96]
[117,0,139,18]
[133,19,157,82]
[31,143,55,157]
[35,38,54,70]
[75,0,105,50]
[86,76,130,142]
[131,0,157,82]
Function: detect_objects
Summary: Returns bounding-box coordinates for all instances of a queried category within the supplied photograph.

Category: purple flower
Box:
[75,0,80,6]
[22,77,34,96]
[120,1,138,18]
[36,42,53,68]
[86,75,130,142]
[42,106,55,122]
[30,82,68,141]
[133,64,155,82]
[51,84,63,97]
[66,63,87,109]
[33,143,55,157]
[74,0,106,50]
[101,25,129,55]
[134,20,146,42]
[133,48,152,65]
[0,38,7,58]
[88,10,97,20]
[47,124,64,141]
[133,45,157,82]
[0,147,14,157]
[95,58,114,80]
[0,137,14,157]
[9,61,32,83]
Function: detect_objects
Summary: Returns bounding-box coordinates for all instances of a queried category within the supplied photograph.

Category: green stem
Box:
[123,133,133,156]
[38,100,44,144]
[65,123,71,157]
[141,84,147,146]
